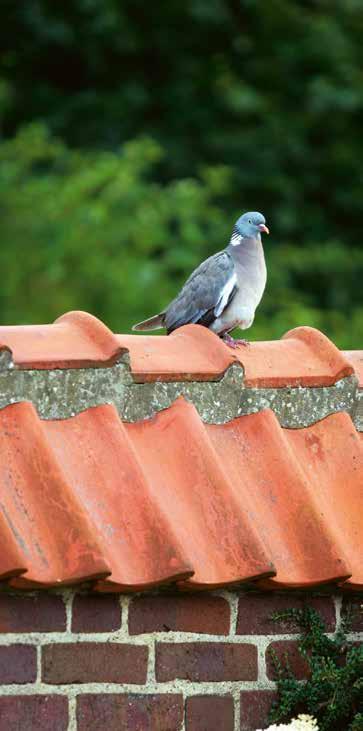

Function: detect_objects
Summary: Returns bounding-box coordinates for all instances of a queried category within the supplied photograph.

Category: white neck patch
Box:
[230,231,243,246]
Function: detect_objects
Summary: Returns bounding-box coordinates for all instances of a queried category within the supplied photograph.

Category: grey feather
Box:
[132,312,165,331]
[164,251,236,333]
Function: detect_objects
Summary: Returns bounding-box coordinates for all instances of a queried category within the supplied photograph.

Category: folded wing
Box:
[165,251,237,333]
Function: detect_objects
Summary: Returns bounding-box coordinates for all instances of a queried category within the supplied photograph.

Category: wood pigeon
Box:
[132,211,269,348]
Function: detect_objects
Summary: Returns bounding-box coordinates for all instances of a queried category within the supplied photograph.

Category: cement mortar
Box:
[352,390,363,431]
[0,355,360,430]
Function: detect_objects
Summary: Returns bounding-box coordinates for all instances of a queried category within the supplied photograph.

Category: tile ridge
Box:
[127,397,276,590]
[119,324,359,388]
[1,401,111,588]
[117,324,237,382]
[53,310,127,366]
[282,326,354,382]
[0,311,128,370]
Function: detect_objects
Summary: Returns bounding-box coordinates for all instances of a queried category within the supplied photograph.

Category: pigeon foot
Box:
[222,333,250,349]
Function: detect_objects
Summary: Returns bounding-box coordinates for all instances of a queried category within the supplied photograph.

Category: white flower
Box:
[257,714,319,731]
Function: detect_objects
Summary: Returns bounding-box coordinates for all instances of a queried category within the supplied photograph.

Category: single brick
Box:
[240,691,278,730]
[185,695,234,731]
[341,595,363,632]
[0,695,68,731]
[156,642,257,682]
[72,594,121,633]
[129,595,230,635]
[266,640,310,681]
[0,594,66,633]
[42,643,147,684]
[77,693,183,731]
[0,645,36,683]
[237,593,336,635]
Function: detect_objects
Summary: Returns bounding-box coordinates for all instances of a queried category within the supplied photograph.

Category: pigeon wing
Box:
[164,251,237,334]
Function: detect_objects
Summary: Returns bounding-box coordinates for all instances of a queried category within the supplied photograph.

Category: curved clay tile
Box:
[31,404,194,591]
[43,399,273,590]
[117,325,238,382]
[0,512,27,581]
[0,402,110,587]
[343,351,363,387]
[0,311,125,369]
[232,326,354,388]
[126,398,275,588]
[0,391,361,592]
[282,413,363,590]
[119,324,355,387]
[206,409,359,589]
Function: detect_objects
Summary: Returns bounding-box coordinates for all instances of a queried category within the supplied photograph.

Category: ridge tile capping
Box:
[343,350,363,387]
[0,311,126,369]
[118,324,356,387]
[0,310,359,390]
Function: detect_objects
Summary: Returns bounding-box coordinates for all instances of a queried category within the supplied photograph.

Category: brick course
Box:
[0,594,66,633]
[156,642,258,682]
[266,639,310,680]
[0,590,360,730]
[237,593,336,634]
[240,690,278,730]
[129,594,230,635]
[0,695,68,731]
[77,693,183,731]
[0,644,37,683]
[185,695,234,730]
[42,643,148,684]
[72,593,121,633]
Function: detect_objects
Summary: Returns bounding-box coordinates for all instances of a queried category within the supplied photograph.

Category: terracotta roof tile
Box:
[344,351,363,388]
[236,327,354,388]
[0,312,358,388]
[0,402,110,586]
[0,311,361,592]
[0,311,125,369]
[118,325,355,386]
[116,326,235,382]
[0,400,360,592]
[208,408,361,590]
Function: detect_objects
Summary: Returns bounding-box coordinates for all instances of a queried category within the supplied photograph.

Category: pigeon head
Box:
[235,211,269,239]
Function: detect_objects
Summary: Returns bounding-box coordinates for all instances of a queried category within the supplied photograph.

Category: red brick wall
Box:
[0,590,361,731]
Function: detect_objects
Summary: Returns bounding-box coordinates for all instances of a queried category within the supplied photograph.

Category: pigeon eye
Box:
[248,219,252,224]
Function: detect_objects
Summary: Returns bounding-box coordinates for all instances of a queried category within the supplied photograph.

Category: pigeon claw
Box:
[222,333,250,349]
[235,338,250,347]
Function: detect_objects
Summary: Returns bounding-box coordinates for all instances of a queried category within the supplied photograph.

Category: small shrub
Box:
[268,606,363,731]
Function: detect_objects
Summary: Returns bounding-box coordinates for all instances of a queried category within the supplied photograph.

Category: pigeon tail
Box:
[132,312,165,331]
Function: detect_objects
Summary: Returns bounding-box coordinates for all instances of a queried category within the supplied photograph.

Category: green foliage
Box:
[0,123,362,346]
[268,607,363,731]
[0,124,230,329]
[2,1,363,246]
[0,2,362,344]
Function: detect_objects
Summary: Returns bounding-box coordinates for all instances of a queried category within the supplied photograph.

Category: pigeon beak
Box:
[258,223,269,234]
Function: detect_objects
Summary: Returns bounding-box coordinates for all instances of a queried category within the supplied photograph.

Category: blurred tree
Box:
[0,1,362,345]
[1,2,363,231]
[0,124,232,330]
[0,124,361,347]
